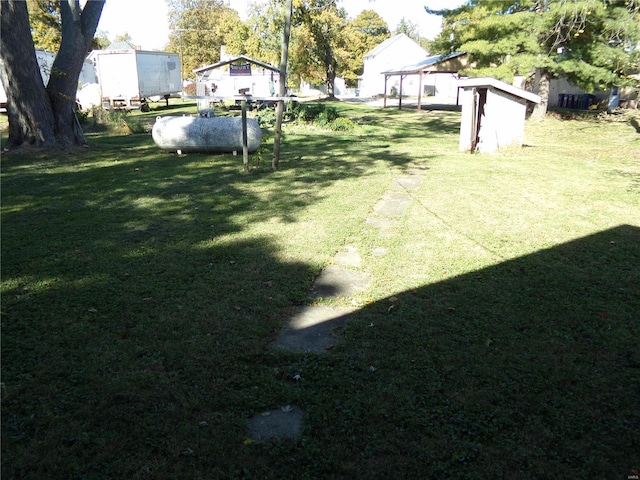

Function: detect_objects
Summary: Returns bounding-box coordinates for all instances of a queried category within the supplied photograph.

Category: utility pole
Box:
[273,0,293,170]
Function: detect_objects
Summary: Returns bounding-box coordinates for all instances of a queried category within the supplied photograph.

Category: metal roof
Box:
[458,77,541,104]
[382,52,467,76]
[193,55,279,74]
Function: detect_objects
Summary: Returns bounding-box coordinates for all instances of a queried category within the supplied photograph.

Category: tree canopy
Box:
[165,0,392,91]
[427,0,640,116]
[166,0,244,73]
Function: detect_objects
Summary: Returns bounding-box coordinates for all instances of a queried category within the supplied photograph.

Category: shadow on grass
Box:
[9,109,636,478]
[284,224,640,478]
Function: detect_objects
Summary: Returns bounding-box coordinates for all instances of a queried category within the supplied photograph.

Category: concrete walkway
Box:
[247,167,425,441]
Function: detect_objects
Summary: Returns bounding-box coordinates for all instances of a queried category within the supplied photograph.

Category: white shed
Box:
[458,77,541,154]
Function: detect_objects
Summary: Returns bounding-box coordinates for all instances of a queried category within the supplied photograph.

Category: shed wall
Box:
[459,87,527,153]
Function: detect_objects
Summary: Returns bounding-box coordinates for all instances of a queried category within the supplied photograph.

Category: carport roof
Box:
[381,51,467,76]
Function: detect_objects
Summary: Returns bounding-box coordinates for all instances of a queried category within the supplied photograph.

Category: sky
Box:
[97,0,464,51]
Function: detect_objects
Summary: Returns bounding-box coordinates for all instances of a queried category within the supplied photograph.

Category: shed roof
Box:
[458,76,541,104]
[382,52,467,76]
[194,55,279,74]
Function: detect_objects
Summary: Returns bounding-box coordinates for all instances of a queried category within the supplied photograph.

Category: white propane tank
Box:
[152,115,262,153]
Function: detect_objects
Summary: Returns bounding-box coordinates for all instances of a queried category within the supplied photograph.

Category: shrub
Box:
[328,117,356,132]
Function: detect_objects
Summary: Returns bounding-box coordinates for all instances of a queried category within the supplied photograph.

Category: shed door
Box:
[471,87,487,151]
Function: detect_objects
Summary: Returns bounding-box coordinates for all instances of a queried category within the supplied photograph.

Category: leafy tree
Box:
[395,17,428,47]
[292,0,349,97]
[27,0,62,51]
[427,0,640,118]
[0,0,104,149]
[341,10,390,87]
[166,0,244,75]
[225,0,284,65]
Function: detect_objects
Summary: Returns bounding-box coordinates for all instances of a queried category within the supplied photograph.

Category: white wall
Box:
[359,35,428,98]
[459,87,527,154]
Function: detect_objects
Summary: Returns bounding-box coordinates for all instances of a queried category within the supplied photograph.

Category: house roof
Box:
[458,77,541,104]
[364,33,425,58]
[382,52,467,75]
[194,55,279,74]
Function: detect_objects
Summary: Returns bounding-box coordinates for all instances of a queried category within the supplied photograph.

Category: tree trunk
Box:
[49,0,104,145]
[325,52,336,99]
[0,0,56,149]
[273,0,293,170]
[530,67,550,121]
[0,0,104,150]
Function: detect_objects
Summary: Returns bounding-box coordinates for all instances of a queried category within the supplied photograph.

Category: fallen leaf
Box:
[387,304,396,313]
[281,405,293,413]
[264,280,275,287]
[243,438,254,445]
[143,297,153,302]
[234,305,241,311]
[447,307,456,313]
[389,296,398,302]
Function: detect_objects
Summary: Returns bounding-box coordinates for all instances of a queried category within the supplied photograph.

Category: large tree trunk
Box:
[0,0,104,150]
[49,0,104,145]
[0,0,56,149]
[530,67,550,121]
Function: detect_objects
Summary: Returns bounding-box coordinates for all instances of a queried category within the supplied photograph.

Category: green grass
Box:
[2,103,640,479]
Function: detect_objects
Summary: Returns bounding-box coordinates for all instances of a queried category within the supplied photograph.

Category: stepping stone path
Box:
[247,167,425,442]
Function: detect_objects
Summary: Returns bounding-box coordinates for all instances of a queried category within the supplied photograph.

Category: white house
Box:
[358,34,429,98]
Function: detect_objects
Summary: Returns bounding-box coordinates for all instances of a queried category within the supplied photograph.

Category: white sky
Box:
[97,0,464,51]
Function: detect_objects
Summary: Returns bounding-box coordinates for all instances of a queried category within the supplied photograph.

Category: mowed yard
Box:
[2,103,639,479]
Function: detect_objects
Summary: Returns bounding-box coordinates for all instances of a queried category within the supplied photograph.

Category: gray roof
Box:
[106,40,138,50]
[194,55,279,74]
[458,76,541,104]
[382,52,467,75]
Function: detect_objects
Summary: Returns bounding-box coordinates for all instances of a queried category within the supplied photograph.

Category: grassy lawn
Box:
[2,103,639,479]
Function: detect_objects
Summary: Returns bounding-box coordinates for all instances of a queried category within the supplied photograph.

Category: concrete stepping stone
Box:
[366,217,398,229]
[308,265,372,299]
[373,191,412,217]
[274,305,355,353]
[247,405,304,441]
[334,245,362,267]
[393,175,422,191]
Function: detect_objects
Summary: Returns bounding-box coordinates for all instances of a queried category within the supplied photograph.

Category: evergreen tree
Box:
[427,0,640,117]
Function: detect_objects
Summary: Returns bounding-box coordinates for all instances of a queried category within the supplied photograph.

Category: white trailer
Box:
[94,49,181,111]
[0,50,97,112]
